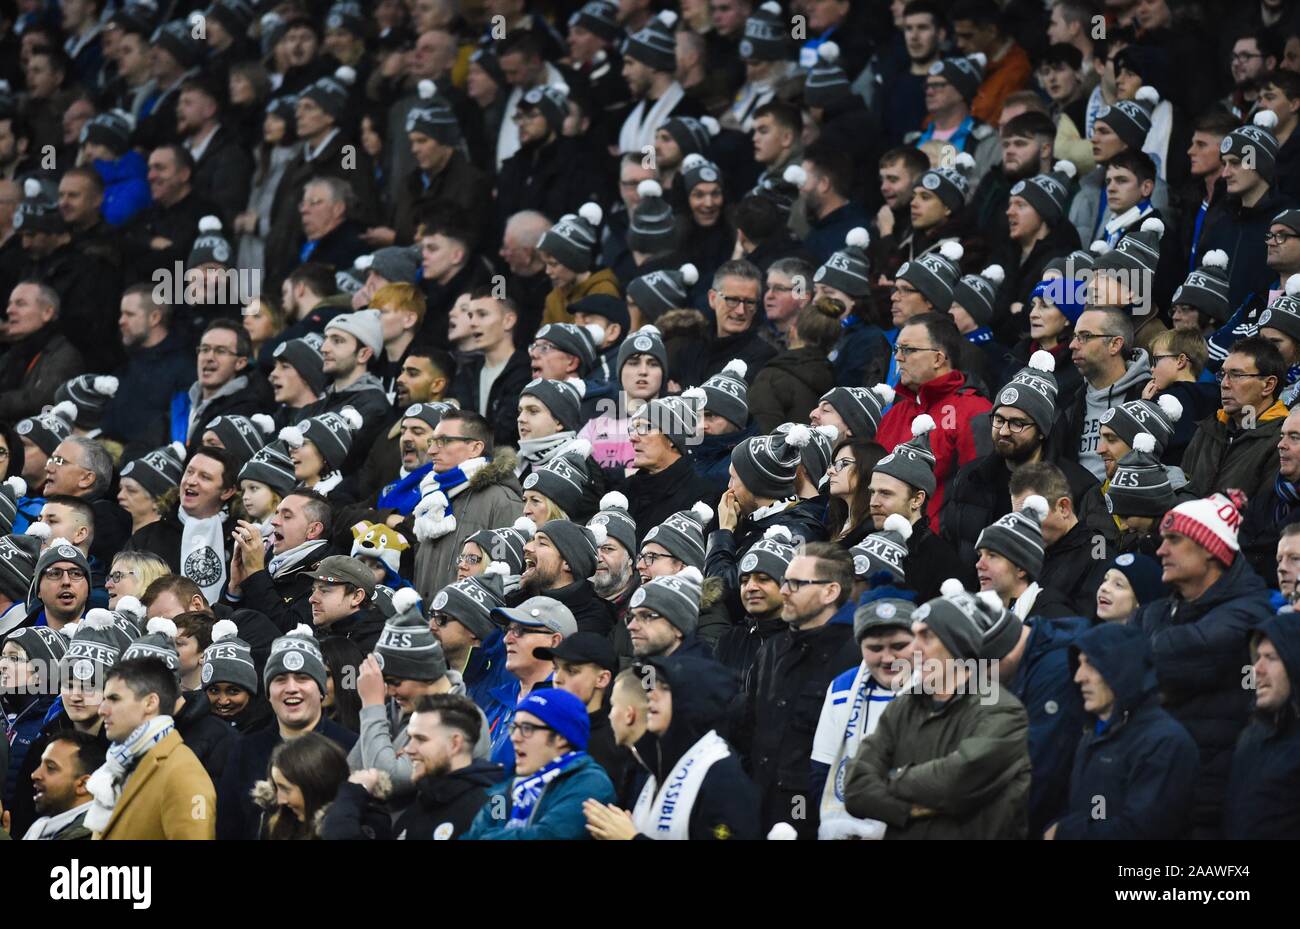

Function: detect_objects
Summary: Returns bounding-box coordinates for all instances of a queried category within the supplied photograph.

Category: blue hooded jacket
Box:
[462,752,615,839]
[1053,623,1199,839]
[93,150,152,227]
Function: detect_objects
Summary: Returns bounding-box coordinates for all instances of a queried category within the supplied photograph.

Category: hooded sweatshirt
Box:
[1077,351,1152,481]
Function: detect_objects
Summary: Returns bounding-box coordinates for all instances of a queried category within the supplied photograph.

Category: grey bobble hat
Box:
[54,375,119,425]
[821,384,894,440]
[401,401,456,432]
[188,215,234,269]
[951,264,1007,328]
[405,80,462,146]
[804,41,851,107]
[1092,216,1166,279]
[616,324,669,376]
[1010,161,1078,226]
[569,0,622,43]
[897,240,966,310]
[622,9,678,72]
[0,477,26,535]
[238,440,298,497]
[974,495,1049,581]
[6,625,68,675]
[13,177,64,234]
[642,502,714,569]
[1274,208,1300,234]
[431,576,506,640]
[80,110,134,155]
[1094,86,1159,152]
[122,616,182,680]
[680,153,724,196]
[271,334,328,395]
[1104,433,1177,517]
[375,589,448,682]
[1100,395,1183,456]
[263,624,328,695]
[634,396,700,453]
[872,415,939,496]
[1258,274,1300,341]
[850,513,913,584]
[27,537,92,610]
[914,578,1023,662]
[15,406,74,454]
[731,423,818,500]
[853,597,917,641]
[1221,110,1281,180]
[300,66,358,123]
[628,566,703,636]
[120,441,187,499]
[535,321,605,375]
[694,359,750,428]
[467,518,536,576]
[627,180,679,254]
[589,492,638,558]
[916,152,977,213]
[152,20,206,69]
[279,406,362,474]
[0,533,40,603]
[204,413,276,465]
[626,265,700,321]
[539,519,605,582]
[995,350,1059,436]
[201,618,258,693]
[663,115,720,159]
[521,376,589,431]
[814,227,872,298]
[523,450,594,517]
[740,1,790,62]
[738,525,797,583]
[780,422,839,488]
[367,245,421,285]
[1171,249,1231,323]
[928,53,987,103]
[538,203,604,271]
[65,609,135,687]
[519,84,571,135]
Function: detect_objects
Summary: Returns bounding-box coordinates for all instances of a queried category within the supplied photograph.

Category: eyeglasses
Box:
[196,344,238,357]
[1231,51,1263,62]
[1151,353,1184,364]
[1070,331,1120,343]
[827,456,856,473]
[636,551,679,567]
[107,570,137,584]
[44,567,87,582]
[629,420,659,437]
[893,344,940,359]
[1216,369,1265,384]
[719,294,759,310]
[509,720,554,738]
[457,554,483,566]
[781,577,834,592]
[47,454,82,469]
[766,283,795,295]
[626,609,665,627]
[429,612,456,627]
[991,414,1034,434]
[528,340,556,355]
[429,435,475,449]
[503,623,550,639]
[1264,231,1298,245]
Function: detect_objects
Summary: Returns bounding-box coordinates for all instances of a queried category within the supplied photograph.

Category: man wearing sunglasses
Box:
[481,595,577,768]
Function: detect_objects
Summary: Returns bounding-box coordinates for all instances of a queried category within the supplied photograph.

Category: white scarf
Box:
[817,663,894,840]
[178,508,227,603]
[749,497,796,523]
[314,471,343,496]
[83,715,175,834]
[1010,583,1042,620]
[268,538,328,578]
[618,82,685,154]
[412,457,488,541]
[516,431,578,472]
[632,730,732,840]
[23,802,91,840]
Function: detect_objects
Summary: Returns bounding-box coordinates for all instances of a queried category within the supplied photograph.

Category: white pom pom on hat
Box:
[1140,217,1166,237]
[1202,249,1229,270]
[391,587,421,614]
[251,413,275,434]
[1287,273,1300,297]
[513,516,537,537]
[600,491,630,511]
[82,609,116,630]
[637,179,663,199]
[116,596,145,620]
[198,215,222,233]
[968,52,987,69]
[784,423,813,447]
[677,565,704,585]
[763,525,793,543]
[1135,85,1160,104]
[418,79,436,100]
[882,512,913,540]
[146,616,178,639]
[211,619,240,643]
[871,384,896,406]
[1020,494,1049,519]
[1028,349,1056,372]
[721,359,748,378]
[1254,109,1279,131]
[93,376,119,396]
[335,65,356,85]
[690,501,714,524]
[4,475,26,497]
[339,406,363,431]
[940,577,966,597]
[23,178,41,197]
[981,264,1005,285]
[24,521,50,539]
[940,240,964,262]
[952,152,976,171]
[1055,160,1077,179]
[1132,432,1157,454]
[1156,393,1183,422]
[911,413,936,436]
[783,164,807,186]
[679,263,699,285]
[817,41,840,63]
[845,226,870,249]
[578,202,603,226]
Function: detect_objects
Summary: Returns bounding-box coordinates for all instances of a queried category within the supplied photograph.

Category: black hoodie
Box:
[1053,623,1199,839]
[1224,615,1300,838]
[320,757,504,841]
[630,654,760,840]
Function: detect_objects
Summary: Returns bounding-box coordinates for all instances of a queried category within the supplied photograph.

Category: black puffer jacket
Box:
[623,455,720,547]
[1134,555,1274,837]
[1039,521,1113,619]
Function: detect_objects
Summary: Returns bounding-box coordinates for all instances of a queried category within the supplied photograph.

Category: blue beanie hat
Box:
[1108,552,1164,607]
[515,688,590,751]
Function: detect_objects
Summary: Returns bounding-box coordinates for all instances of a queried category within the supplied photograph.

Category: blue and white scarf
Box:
[412,457,487,541]
[377,461,433,515]
[1274,473,1300,524]
[83,715,175,833]
[506,751,583,829]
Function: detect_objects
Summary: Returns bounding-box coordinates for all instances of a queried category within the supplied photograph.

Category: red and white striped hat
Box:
[1159,492,1246,566]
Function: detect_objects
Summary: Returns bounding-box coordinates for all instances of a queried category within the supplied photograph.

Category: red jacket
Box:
[875,370,992,533]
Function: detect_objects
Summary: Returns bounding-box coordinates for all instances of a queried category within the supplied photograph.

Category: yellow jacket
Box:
[541,268,621,326]
[97,730,216,840]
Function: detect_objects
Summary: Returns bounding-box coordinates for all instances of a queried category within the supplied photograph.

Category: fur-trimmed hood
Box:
[470,447,522,492]
[701,575,724,610]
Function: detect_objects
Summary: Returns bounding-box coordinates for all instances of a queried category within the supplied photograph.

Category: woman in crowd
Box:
[253,733,352,839]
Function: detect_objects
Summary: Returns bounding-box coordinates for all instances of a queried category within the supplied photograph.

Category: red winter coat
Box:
[874,370,993,534]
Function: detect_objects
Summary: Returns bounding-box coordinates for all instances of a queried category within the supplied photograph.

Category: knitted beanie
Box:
[279,406,363,474]
[300,66,357,123]
[730,423,816,499]
[326,309,384,357]
[534,322,605,375]
[80,109,134,155]
[1256,274,1300,341]
[13,177,64,233]
[520,377,588,432]
[916,152,977,213]
[375,589,448,682]
[1104,433,1177,518]
[995,350,1059,435]
[466,518,536,578]
[804,41,851,107]
[538,519,605,582]
[697,359,750,428]
[680,153,724,195]
[0,532,40,603]
[952,264,1006,328]
[519,83,571,135]
[897,240,965,310]
[628,566,703,636]
[616,324,669,377]
[120,441,187,500]
[1009,160,1078,226]
[188,215,234,268]
[820,384,894,440]
[569,0,622,43]
[0,477,26,535]
[1157,492,1244,567]
[238,440,298,497]
[204,413,276,466]
[850,513,913,583]
[634,396,700,453]
[367,245,422,286]
[263,624,329,695]
[778,422,839,488]
[122,616,182,680]
[814,227,872,298]
[65,609,133,687]
[523,450,594,517]
[14,405,73,454]
[914,578,1023,661]
[1171,249,1231,322]
[738,525,797,582]
[405,78,462,145]
[271,336,328,395]
[974,494,1049,580]
[1221,109,1281,180]
[872,415,938,496]
[739,1,789,61]
[642,502,713,569]
[152,20,206,69]
[622,9,678,72]
[1095,86,1160,151]
[1099,394,1183,455]
[588,491,638,558]
[662,115,720,159]
[1092,216,1166,279]
[627,180,679,255]
[54,375,119,427]
[431,575,506,641]
[626,264,699,320]
[927,53,987,103]
[853,597,917,640]
[201,618,258,693]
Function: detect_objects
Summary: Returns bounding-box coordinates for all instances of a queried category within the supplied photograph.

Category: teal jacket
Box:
[462,753,615,840]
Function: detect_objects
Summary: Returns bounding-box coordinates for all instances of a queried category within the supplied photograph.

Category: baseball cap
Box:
[490,596,578,637]
[534,631,617,671]
[303,554,376,598]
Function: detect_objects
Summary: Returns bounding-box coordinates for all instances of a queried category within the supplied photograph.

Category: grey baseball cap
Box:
[490,596,578,638]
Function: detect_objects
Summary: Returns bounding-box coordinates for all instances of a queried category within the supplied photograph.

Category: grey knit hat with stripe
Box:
[264,624,328,695]
[928,53,987,103]
[779,422,839,488]
[628,566,703,636]
[737,525,796,582]
[521,376,588,431]
[54,375,118,425]
[1092,216,1166,278]
[539,519,605,582]
[13,177,63,234]
[804,41,851,107]
[64,609,134,687]
[0,533,40,603]
[854,597,917,640]
[995,350,1059,435]
[588,491,638,557]
[897,240,965,310]
[1104,433,1176,518]
[694,359,749,428]
[0,477,24,536]
[301,66,357,123]
[974,494,1049,580]
[850,513,913,584]
[680,153,724,195]
[1221,110,1281,180]
[122,617,182,680]
[872,415,938,496]
[523,450,594,517]
[15,405,73,454]
[204,413,276,466]
[188,215,234,269]
[740,2,789,61]
[375,589,448,682]
[467,517,536,576]
[279,407,362,474]
[401,401,456,432]
[569,0,622,42]
[914,578,1022,661]
[271,335,328,395]
[6,625,68,676]
[634,396,700,453]
[431,576,506,641]
[120,441,187,499]
[821,384,894,440]
[1259,274,1300,341]
[518,83,571,134]
[616,324,669,376]
[537,203,604,272]
[201,619,258,693]
[1172,249,1231,323]
[916,152,977,213]
[952,264,1006,328]
[534,323,605,375]
[731,423,817,499]
[1099,394,1183,456]
[627,180,678,254]
[642,502,713,569]
[239,440,298,497]
[27,537,91,610]
[626,265,700,320]
[662,115,720,159]
[1095,86,1159,151]
[1009,160,1078,226]
[622,9,678,71]
[814,227,871,298]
